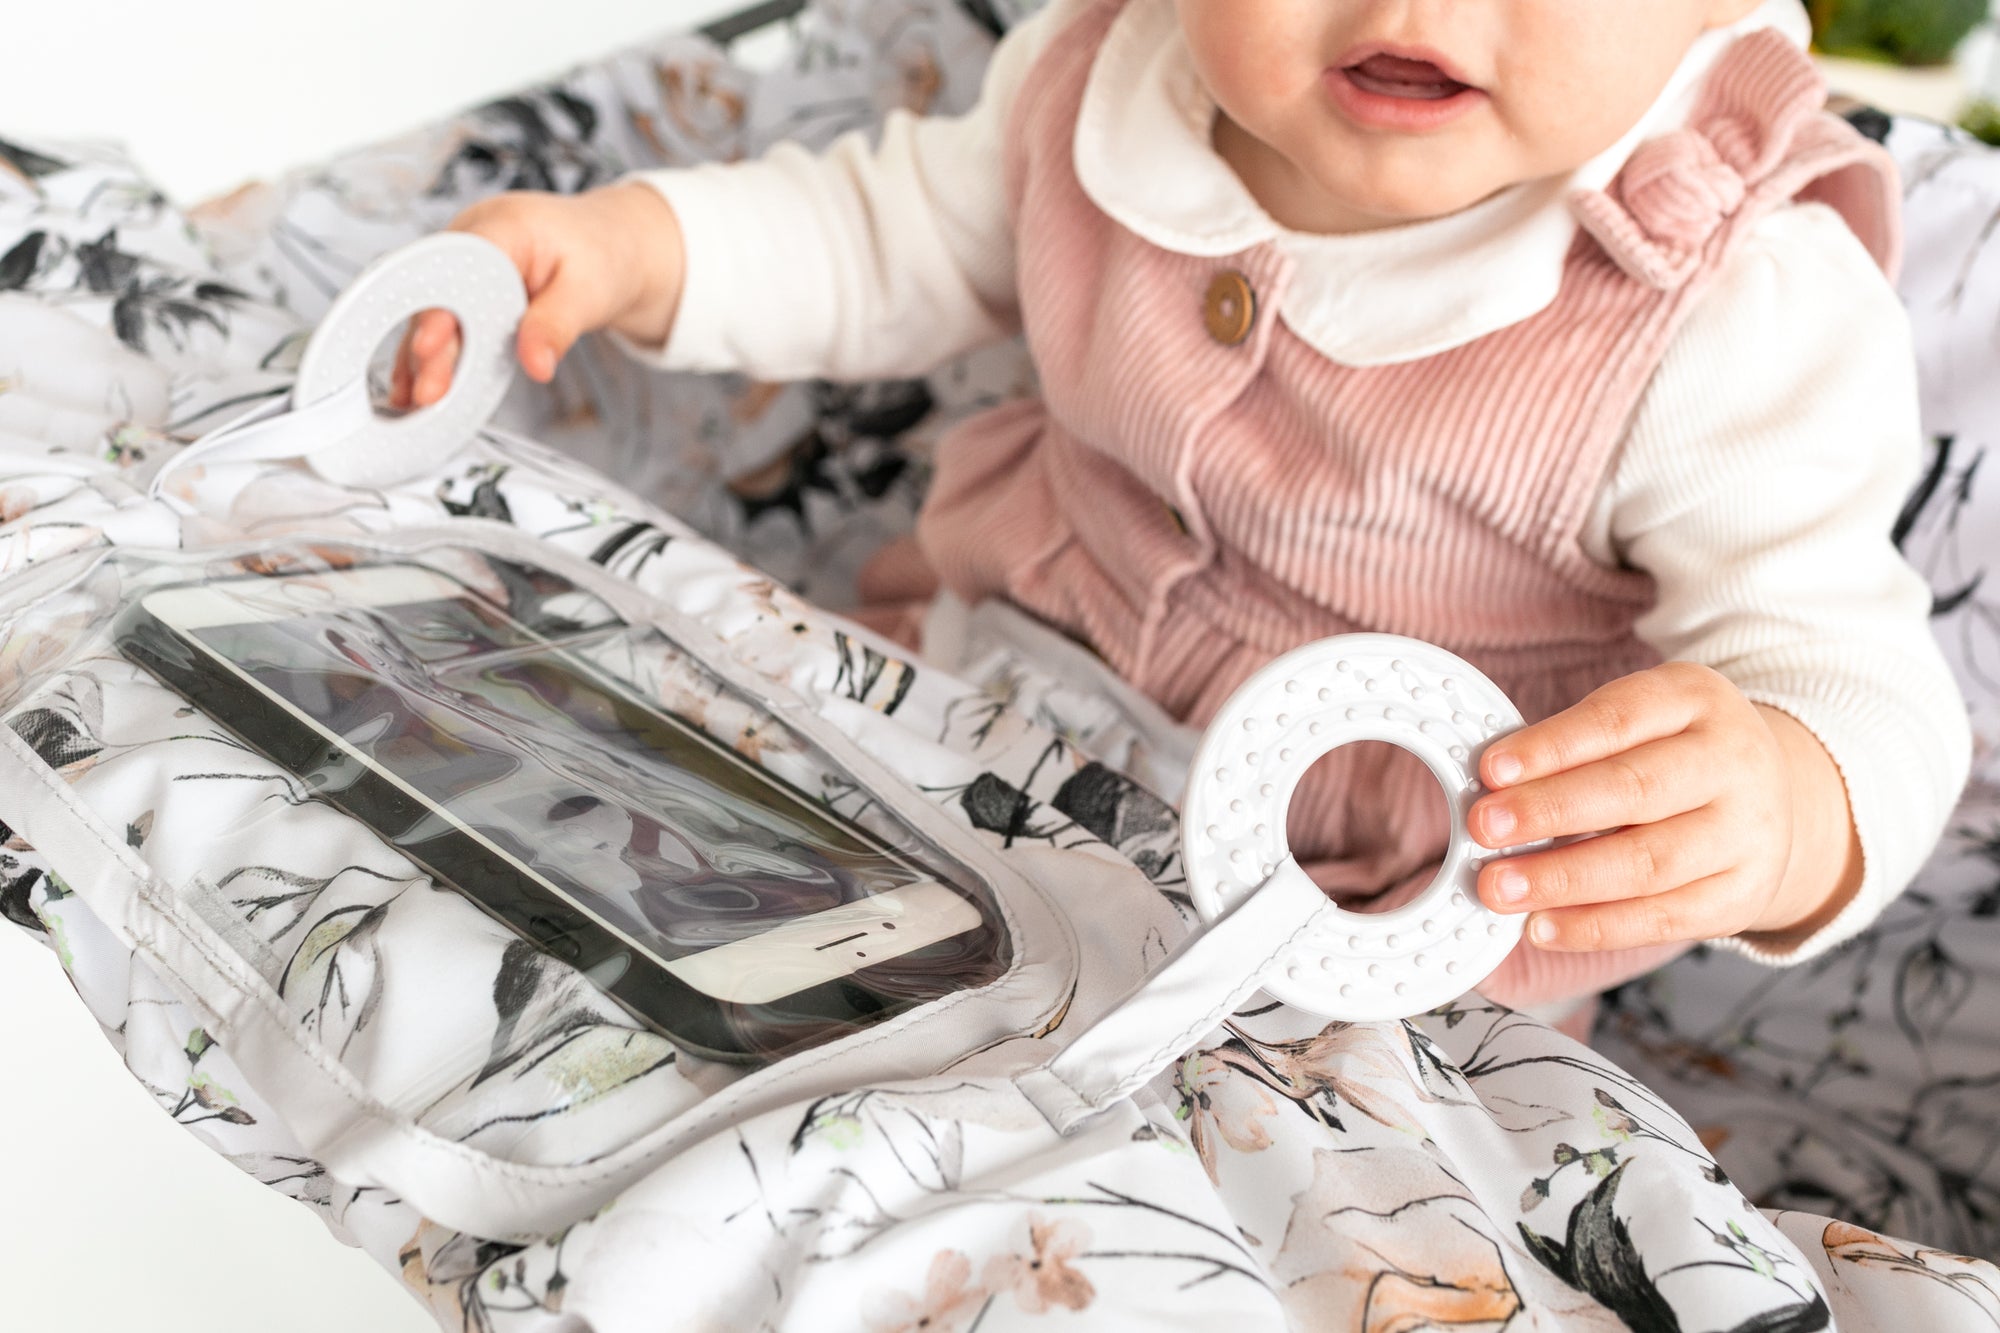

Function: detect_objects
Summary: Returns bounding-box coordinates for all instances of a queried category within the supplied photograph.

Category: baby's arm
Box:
[397,2,1087,402]
[1468,204,1971,959]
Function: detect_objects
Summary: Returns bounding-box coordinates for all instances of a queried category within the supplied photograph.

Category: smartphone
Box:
[114,560,1009,1062]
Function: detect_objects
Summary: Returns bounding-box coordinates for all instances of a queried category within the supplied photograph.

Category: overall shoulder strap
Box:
[1572,30,1902,290]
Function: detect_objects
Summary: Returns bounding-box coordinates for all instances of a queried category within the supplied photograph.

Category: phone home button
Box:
[581,952,631,989]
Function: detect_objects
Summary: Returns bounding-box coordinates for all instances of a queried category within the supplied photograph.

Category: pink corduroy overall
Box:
[908,6,1902,1009]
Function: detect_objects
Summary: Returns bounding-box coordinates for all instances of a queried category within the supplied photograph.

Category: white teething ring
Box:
[1182,634,1540,1021]
[294,232,527,489]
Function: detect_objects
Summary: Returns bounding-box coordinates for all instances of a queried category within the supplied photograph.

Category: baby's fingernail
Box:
[1489,753,1522,784]
[1483,805,1516,841]
[1529,916,1558,946]
[1490,867,1529,907]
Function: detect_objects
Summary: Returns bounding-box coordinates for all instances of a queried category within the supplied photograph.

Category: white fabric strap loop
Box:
[1019,858,1329,1134]
[148,383,374,500]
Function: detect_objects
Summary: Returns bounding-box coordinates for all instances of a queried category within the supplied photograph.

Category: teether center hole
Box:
[1284,740,1452,914]
[380,308,464,414]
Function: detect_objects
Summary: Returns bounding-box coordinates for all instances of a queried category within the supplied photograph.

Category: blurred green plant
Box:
[1963,100,2000,145]
[1808,0,1988,66]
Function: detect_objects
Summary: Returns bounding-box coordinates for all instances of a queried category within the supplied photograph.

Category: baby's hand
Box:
[1468,662,1828,953]
[391,183,686,410]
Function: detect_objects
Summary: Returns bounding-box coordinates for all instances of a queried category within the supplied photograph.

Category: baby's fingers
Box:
[515,273,599,382]
[1477,806,1731,915]
[391,309,459,409]
[1480,661,1726,789]
[1470,730,1713,848]
[390,325,418,410]
[1522,871,1749,953]
[404,309,462,408]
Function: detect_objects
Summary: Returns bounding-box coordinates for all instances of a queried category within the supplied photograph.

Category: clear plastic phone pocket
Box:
[0,531,1083,1237]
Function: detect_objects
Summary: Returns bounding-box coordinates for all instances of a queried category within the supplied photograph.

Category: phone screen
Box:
[184,586,949,976]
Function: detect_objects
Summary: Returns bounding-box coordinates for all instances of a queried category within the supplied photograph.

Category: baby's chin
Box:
[1290,149,1541,233]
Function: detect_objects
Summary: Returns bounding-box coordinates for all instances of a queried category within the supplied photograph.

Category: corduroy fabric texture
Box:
[914,5,1900,1007]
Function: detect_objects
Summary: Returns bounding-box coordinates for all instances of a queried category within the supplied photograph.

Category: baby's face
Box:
[1178,0,1765,233]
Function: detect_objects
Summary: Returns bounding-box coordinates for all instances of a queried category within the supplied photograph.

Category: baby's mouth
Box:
[1341,53,1472,102]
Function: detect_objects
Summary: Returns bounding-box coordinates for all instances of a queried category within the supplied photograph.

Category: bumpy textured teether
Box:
[1181,634,1538,1022]
[294,232,527,489]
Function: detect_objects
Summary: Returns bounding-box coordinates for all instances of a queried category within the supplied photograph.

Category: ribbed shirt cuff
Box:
[1717,665,1967,966]
[611,166,765,375]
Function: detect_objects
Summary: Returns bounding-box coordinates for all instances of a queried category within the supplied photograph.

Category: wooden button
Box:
[1203,270,1256,346]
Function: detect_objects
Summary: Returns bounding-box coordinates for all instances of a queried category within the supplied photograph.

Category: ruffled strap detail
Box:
[1572,29,1903,290]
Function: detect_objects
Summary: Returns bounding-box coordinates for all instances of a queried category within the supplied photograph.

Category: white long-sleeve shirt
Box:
[623,0,1972,963]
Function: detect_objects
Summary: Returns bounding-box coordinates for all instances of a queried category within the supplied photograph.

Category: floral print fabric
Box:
[2,3,1998,1329]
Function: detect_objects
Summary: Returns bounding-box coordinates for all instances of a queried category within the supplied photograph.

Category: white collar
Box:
[1071,0,1812,367]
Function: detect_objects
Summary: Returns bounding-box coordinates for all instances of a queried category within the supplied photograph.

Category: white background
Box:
[0,0,742,203]
[0,6,737,1330]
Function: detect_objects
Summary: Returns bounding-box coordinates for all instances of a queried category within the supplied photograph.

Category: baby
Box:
[396,0,1970,1022]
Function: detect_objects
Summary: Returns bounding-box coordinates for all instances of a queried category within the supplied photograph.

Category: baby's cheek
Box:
[1491,0,1713,176]
[1176,0,1322,119]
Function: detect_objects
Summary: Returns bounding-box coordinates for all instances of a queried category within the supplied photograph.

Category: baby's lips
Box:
[1345,53,1468,98]
[1333,41,1480,92]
